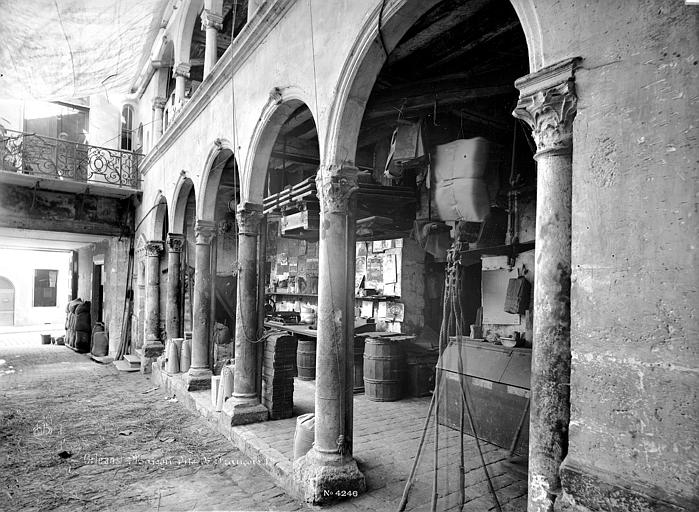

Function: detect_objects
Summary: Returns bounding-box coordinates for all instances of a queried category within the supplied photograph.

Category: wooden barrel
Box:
[363,338,405,401]
[297,338,316,381]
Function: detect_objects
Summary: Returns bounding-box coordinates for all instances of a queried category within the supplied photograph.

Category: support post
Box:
[174,63,191,110]
[151,97,166,139]
[201,9,223,79]
[512,57,580,512]
[186,220,216,390]
[293,165,365,504]
[223,203,268,425]
[142,240,164,373]
[165,233,185,340]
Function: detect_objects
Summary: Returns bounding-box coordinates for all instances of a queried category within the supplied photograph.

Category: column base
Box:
[221,399,268,426]
[141,342,164,374]
[293,448,366,505]
[185,367,213,391]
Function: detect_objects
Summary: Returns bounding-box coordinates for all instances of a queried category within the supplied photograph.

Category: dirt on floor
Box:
[0,332,305,512]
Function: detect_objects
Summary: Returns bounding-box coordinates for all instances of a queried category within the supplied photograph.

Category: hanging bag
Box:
[504,267,531,315]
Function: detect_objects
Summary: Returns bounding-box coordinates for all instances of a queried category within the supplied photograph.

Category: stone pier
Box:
[513,58,579,512]
[223,203,268,425]
[165,233,184,340]
[186,220,216,391]
[142,240,164,373]
[293,165,365,504]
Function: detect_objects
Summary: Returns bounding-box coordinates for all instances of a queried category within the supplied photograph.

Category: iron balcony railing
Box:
[0,128,141,189]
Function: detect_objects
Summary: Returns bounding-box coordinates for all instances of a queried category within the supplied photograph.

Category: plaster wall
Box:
[528,0,698,509]
[0,185,130,238]
[0,249,71,327]
[76,238,130,355]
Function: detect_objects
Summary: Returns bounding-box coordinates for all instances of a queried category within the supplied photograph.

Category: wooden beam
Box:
[364,85,513,121]
[270,151,320,166]
[424,20,521,71]
[388,0,491,64]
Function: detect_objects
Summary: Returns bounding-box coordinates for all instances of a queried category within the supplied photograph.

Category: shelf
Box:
[266,292,401,301]
[266,292,317,297]
[460,240,535,258]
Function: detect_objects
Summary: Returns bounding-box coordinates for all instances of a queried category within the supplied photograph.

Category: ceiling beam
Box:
[424,20,521,71]
[364,85,513,121]
[387,0,491,64]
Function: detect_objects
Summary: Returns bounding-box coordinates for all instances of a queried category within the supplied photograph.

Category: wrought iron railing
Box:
[0,128,141,189]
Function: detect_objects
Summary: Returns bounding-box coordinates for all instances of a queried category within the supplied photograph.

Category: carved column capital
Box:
[315,164,359,214]
[145,240,164,257]
[236,203,264,236]
[173,62,191,79]
[194,220,216,245]
[166,233,185,253]
[201,9,223,31]
[513,57,581,158]
[152,96,167,111]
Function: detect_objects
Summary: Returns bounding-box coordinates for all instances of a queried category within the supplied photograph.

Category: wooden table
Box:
[264,321,318,338]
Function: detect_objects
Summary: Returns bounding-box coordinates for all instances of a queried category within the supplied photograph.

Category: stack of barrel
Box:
[262,333,297,419]
[364,335,413,401]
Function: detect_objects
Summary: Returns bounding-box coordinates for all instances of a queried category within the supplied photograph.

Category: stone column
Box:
[293,165,365,504]
[165,233,185,340]
[173,63,191,109]
[512,57,579,512]
[185,220,216,390]
[222,203,268,425]
[136,258,146,350]
[201,9,223,79]
[142,240,164,373]
[152,97,166,140]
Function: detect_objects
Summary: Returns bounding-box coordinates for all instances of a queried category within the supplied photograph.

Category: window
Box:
[121,105,135,151]
[33,269,58,307]
[24,101,89,143]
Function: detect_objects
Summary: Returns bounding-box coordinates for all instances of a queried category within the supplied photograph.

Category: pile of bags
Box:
[65,298,91,352]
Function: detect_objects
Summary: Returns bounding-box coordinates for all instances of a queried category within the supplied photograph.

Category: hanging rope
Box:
[398,242,502,512]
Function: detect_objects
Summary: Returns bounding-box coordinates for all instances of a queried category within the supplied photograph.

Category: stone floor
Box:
[156,365,528,512]
[0,331,304,512]
[0,328,527,511]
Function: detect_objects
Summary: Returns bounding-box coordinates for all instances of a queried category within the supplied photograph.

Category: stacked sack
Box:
[65,298,82,349]
[261,333,297,419]
[73,301,92,352]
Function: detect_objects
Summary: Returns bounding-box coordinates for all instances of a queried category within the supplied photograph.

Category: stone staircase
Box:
[113,349,141,372]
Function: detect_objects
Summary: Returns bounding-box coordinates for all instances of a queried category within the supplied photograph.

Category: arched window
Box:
[120,104,135,151]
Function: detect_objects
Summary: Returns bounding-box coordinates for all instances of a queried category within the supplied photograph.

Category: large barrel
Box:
[363,338,405,401]
[293,413,315,460]
[296,338,316,381]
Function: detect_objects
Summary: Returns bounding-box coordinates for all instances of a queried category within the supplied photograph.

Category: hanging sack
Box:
[504,268,531,315]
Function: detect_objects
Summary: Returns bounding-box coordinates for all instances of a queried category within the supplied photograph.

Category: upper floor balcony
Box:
[0,129,141,198]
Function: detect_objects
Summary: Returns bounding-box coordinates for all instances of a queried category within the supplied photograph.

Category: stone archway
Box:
[323,0,544,168]
[320,3,577,512]
[242,88,317,205]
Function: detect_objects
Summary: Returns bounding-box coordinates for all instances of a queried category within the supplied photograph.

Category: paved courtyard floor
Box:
[0,331,304,512]
[0,329,527,511]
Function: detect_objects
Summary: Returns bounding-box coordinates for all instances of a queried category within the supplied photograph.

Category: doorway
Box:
[0,276,15,326]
